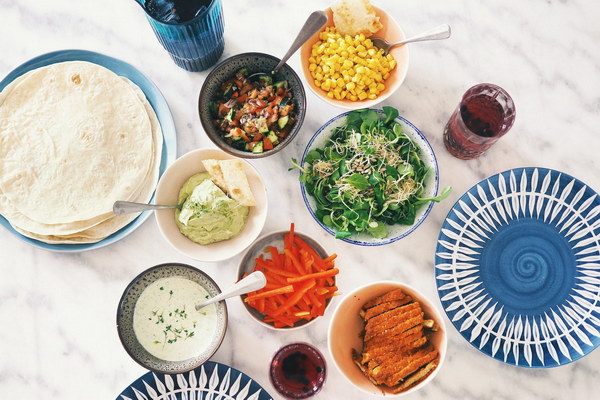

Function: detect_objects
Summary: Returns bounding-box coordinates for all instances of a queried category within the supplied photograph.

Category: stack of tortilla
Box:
[0,61,162,244]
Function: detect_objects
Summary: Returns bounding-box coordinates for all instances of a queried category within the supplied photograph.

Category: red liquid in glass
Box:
[444,84,515,160]
[269,343,326,399]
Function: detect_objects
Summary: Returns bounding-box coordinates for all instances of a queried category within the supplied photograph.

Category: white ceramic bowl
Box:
[328,281,447,397]
[300,111,439,246]
[299,6,409,110]
[237,230,334,330]
[155,148,268,262]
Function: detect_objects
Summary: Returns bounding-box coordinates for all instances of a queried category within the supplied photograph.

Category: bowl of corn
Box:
[299,6,408,109]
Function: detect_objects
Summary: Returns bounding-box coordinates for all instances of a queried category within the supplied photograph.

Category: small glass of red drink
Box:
[269,342,326,399]
[443,83,516,159]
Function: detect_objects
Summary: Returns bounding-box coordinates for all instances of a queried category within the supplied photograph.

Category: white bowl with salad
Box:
[293,107,449,246]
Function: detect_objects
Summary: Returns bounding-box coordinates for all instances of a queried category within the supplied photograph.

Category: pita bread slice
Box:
[202,159,227,191]
[219,159,257,206]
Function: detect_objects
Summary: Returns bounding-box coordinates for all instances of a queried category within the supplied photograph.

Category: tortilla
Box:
[0,62,162,243]
[0,61,153,224]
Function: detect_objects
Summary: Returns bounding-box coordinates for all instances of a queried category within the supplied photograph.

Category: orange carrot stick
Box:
[286,268,339,284]
[244,285,294,302]
[272,279,316,316]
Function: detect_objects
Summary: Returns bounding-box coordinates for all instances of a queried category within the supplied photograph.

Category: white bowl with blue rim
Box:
[299,110,439,246]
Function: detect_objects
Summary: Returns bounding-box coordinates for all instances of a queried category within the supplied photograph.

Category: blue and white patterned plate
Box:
[117,361,273,400]
[435,167,600,367]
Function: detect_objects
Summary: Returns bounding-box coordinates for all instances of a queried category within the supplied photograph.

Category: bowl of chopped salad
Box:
[199,52,306,158]
[293,106,450,246]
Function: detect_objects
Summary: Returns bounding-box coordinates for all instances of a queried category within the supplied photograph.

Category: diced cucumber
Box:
[277,115,289,129]
[274,80,287,90]
[223,82,237,98]
[224,108,235,122]
[267,131,279,145]
[256,117,269,133]
[208,101,219,117]
[252,142,264,153]
[258,75,273,86]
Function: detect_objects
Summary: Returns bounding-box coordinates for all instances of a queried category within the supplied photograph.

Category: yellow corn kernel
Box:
[358,91,368,100]
[346,82,356,91]
[376,83,385,92]
[309,63,317,72]
[368,93,377,100]
[383,72,390,79]
[349,94,358,101]
[315,72,323,81]
[357,51,368,58]
[327,91,335,99]
[336,78,345,88]
[367,48,377,57]
[389,60,397,69]
[314,79,321,88]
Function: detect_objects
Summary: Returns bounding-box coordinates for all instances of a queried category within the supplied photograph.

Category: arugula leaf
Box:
[367,221,388,238]
[415,186,452,204]
[305,149,321,164]
[344,173,370,190]
[383,106,399,124]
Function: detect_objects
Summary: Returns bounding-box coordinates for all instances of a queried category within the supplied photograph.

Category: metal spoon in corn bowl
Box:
[370,24,451,55]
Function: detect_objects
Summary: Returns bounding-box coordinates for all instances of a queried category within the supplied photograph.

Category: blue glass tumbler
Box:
[143,0,225,72]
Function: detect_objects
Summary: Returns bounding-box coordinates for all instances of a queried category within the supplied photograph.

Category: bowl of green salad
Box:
[293,107,450,246]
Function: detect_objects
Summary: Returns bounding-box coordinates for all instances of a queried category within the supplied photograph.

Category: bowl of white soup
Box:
[117,263,228,373]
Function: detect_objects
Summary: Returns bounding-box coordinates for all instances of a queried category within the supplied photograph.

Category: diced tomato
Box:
[234,79,244,88]
[263,137,274,150]
[218,102,230,117]
[252,133,263,142]
[255,99,267,108]
[231,91,239,98]
[236,94,248,105]
[240,132,251,142]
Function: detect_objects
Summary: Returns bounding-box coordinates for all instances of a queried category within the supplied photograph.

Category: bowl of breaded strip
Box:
[327,281,446,396]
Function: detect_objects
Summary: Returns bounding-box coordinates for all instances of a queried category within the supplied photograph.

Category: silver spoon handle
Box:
[196,271,267,310]
[113,200,177,216]
[272,10,327,73]
[394,24,451,46]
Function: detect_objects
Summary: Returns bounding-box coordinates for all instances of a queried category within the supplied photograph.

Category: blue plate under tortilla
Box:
[0,49,177,252]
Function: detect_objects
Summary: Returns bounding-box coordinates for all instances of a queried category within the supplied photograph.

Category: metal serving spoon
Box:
[248,10,327,80]
[370,24,451,55]
[113,200,179,216]
[195,271,267,311]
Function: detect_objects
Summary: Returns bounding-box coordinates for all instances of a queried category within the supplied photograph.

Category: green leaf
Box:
[416,186,452,204]
[383,106,399,124]
[335,230,352,239]
[305,150,321,164]
[396,163,414,176]
[367,221,388,238]
[385,165,399,179]
[344,173,370,190]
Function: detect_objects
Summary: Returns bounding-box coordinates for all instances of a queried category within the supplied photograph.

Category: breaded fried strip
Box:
[362,289,409,309]
[364,309,423,341]
[383,348,439,386]
[391,360,439,393]
[364,324,424,352]
[361,297,413,320]
[366,301,420,328]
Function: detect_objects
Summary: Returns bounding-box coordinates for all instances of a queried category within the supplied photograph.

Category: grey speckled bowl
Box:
[237,230,333,330]
[198,52,306,158]
[116,263,228,374]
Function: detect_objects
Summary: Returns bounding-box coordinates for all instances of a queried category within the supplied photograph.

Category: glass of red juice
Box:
[443,83,516,159]
[269,342,327,399]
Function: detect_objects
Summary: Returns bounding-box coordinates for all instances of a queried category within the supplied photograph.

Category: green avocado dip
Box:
[175,172,248,245]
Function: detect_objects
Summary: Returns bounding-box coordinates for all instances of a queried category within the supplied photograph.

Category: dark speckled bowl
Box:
[116,263,228,374]
[198,52,306,158]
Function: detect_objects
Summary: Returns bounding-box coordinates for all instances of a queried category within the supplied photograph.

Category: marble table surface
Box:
[1,0,599,398]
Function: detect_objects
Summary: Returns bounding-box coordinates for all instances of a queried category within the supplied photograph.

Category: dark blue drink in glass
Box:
[141,0,225,71]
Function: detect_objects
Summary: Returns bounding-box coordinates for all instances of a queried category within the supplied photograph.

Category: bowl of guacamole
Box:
[154,148,268,262]
[176,172,248,245]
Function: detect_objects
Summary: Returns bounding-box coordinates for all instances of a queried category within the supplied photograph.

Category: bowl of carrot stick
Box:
[237,223,339,329]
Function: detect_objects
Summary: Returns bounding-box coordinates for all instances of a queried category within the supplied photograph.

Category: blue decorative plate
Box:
[117,361,273,400]
[435,167,600,367]
[0,50,176,252]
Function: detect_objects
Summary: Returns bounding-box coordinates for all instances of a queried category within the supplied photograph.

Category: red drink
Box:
[269,343,326,399]
[444,83,515,159]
